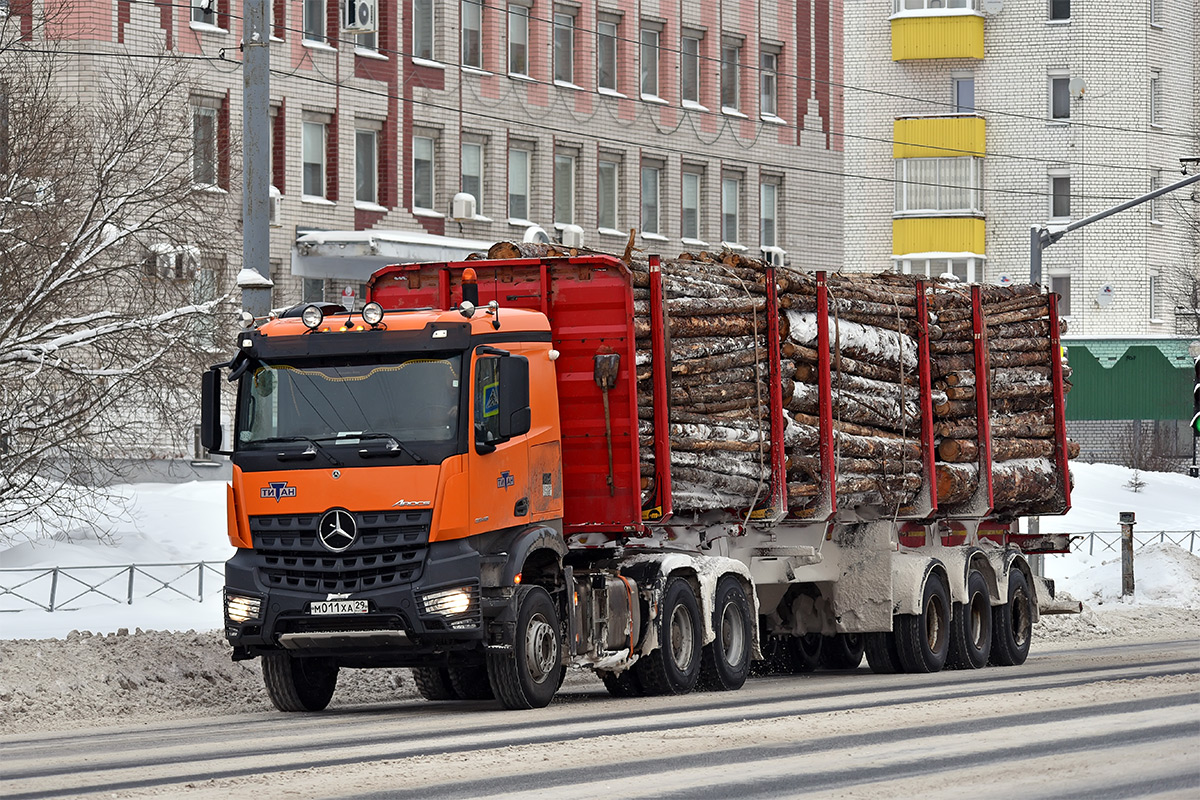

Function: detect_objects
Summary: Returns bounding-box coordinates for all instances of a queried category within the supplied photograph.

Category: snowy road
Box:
[5,638,1198,800]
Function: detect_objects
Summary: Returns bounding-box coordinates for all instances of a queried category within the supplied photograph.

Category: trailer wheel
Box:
[412,667,459,700]
[948,570,993,670]
[990,568,1033,667]
[699,576,752,691]
[448,662,495,700]
[864,631,901,674]
[895,571,951,673]
[486,585,562,709]
[792,633,824,673]
[820,633,865,670]
[599,668,644,698]
[634,577,703,695]
[261,653,338,712]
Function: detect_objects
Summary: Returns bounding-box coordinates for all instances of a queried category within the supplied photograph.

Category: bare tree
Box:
[0,19,236,543]
[1162,182,1200,336]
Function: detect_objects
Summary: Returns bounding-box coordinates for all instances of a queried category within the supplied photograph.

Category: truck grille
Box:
[249,511,431,594]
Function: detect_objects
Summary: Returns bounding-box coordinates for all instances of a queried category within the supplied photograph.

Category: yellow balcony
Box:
[894,116,985,159]
[893,217,985,255]
[891,14,984,61]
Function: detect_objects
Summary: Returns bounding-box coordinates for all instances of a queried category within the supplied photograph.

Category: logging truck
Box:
[200,248,1076,710]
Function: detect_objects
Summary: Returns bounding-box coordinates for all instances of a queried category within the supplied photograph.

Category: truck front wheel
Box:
[699,576,752,691]
[990,568,1033,666]
[261,653,338,712]
[634,577,703,695]
[487,585,562,709]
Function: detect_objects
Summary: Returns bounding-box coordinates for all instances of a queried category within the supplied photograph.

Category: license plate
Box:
[309,599,369,615]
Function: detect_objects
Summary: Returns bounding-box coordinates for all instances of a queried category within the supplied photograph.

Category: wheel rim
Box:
[969,591,987,649]
[924,594,947,654]
[718,600,746,666]
[1011,588,1031,648]
[668,603,696,670]
[525,612,558,683]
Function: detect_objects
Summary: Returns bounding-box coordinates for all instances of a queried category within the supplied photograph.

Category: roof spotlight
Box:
[362,302,384,326]
[301,304,324,330]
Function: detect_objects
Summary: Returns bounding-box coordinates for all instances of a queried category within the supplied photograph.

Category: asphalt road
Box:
[4,638,1198,800]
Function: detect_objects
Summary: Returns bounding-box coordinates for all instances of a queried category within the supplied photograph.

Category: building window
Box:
[1049,74,1070,120]
[898,257,980,284]
[1050,173,1070,220]
[357,27,377,52]
[554,153,575,225]
[598,160,619,231]
[302,120,325,197]
[554,13,574,84]
[355,130,377,204]
[413,135,435,211]
[192,0,217,27]
[894,157,982,214]
[1050,273,1071,316]
[192,106,219,187]
[682,172,701,241]
[1149,0,1161,26]
[760,51,778,118]
[302,277,325,303]
[1150,70,1162,127]
[721,43,740,110]
[640,28,660,99]
[953,75,975,113]
[760,182,777,248]
[641,165,660,235]
[681,36,701,105]
[1149,273,1161,320]
[462,0,482,68]
[302,0,324,43]
[1149,169,1162,223]
[1049,0,1069,21]
[508,147,530,220]
[722,177,740,243]
[597,20,618,92]
[508,5,528,76]
[894,0,976,10]
[462,142,483,212]
[413,0,434,60]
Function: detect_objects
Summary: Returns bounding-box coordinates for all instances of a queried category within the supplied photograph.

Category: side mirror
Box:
[200,367,230,455]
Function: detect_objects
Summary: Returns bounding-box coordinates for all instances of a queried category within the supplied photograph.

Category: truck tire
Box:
[699,576,752,691]
[820,633,865,670]
[948,570,993,670]
[990,568,1033,667]
[412,667,459,700]
[261,653,338,712]
[864,631,901,674]
[486,585,562,709]
[599,668,644,698]
[448,663,495,700]
[792,633,823,673]
[895,571,951,673]
[634,577,703,695]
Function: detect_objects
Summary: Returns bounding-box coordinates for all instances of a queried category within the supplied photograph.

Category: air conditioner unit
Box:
[561,224,585,248]
[269,185,282,227]
[760,247,786,267]
[343,0,376,34]
[523,225,551,244]
[452,192,477,220]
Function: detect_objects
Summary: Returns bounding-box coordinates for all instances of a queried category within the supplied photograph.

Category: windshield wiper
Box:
[251,436,342,466]
[353,432,425,464]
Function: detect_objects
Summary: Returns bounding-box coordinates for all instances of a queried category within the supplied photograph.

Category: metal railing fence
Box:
[1059,530,1198,557]
[0,562,224,612]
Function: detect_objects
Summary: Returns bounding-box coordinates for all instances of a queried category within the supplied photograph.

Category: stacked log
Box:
[930,284,1078,514]
[778,271,930,514]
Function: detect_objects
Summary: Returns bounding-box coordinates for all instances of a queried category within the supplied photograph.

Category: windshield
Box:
[236,356,462,448]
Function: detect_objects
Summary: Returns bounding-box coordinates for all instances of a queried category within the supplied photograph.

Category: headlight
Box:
[301,304,324,329]
[420,586,478,627]
[225,592,262,623]
[362,302,384,326]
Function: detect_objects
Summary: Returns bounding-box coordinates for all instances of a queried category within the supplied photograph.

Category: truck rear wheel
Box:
[820,633,865,670]
[990,568,1033,666]
[261,653,338,712]
[895,571,951,673]
[448,662,495,700]
[486,585,562,709]
[412,667,459,701]
[948,570,993,669]
[864,631,901,674]
[699,576,752,691]
[634,577,703,695]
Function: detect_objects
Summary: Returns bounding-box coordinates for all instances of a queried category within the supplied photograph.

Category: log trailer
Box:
[200,252,1075,710]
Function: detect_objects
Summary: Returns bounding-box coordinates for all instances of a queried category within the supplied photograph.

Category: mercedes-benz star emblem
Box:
[318,509,357,552]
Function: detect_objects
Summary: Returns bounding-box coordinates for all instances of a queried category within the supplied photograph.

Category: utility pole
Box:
[239,0,273,316]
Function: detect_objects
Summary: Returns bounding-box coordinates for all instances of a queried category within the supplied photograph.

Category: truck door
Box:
[467,351,532,535]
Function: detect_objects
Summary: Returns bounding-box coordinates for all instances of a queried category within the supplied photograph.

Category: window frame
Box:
[554,153,576,226]
[641,165,661,236]
[1048,0,1070,22]
[1048,73,1071,121]
[301,120,326,199]
[461,0,483,69]
[640,27,661,100]
[1149,272,1161,321]
[952,74,975,113]
[760,50,779,119]
[598,159,620,232]
[681,171,702,242]
[760,181,778,248]
[1049,172,1071,221]
[893,157,983,216]
[412,135,436,213]
[893,0,979,12]
[1049,272,1072,317]
[461,141,484,213]
[681,35,701,106]
[721,176,741,245]
[355,129,378,205]
[897,256,981,285]
[413,0,435,61]
[553,12,575,85]
[1149,69,1162,128]
[721,43,740,111]
[508,147,531,222]
[302,0,324,44]
[1149,169,1163,224]
[508,5,529,77]
[597,20,618,92]
[192,105,219,188]
[1149,0,1162,28]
